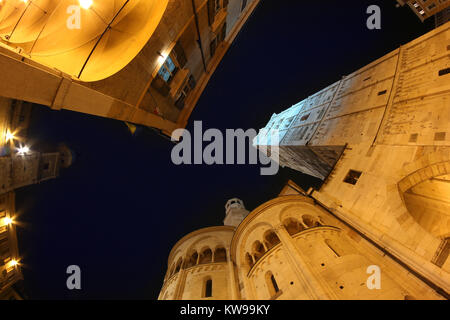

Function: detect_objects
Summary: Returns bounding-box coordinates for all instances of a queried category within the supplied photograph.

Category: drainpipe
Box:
[191,0,208,72]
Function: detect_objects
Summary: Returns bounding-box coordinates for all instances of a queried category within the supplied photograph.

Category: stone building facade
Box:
[0,0,260,136]
[0,96,73,299]
[159,23,450,301]
[0,192,21,299]
[159,182,446,300]
[252,23,450,297]
[397,0,450,24]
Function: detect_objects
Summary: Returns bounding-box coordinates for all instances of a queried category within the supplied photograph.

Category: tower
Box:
[224,198,249,227]
[255,23,450,294]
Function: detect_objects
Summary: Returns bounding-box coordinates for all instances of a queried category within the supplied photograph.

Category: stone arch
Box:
[199,247,213,265]
[278,202,324,225]
[214,247,227,263]
[184,250,198,269]
[238,221,275,268]
[169,263,176,277]
[263,230,281,250]
[245,252,255,272]
[398,159,450,239]
[302,214,320,228]
[252,240,266,263]
[283,217,304,236]
[174,257,183,274]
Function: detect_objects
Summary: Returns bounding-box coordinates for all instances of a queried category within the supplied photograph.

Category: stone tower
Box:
[224,198,250,227]
[159,24,450,301]
[255,23,450,294]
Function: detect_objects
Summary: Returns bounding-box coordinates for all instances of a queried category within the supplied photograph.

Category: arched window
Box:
[199,248,213,265]
[302,215,317,228]
[252,241,266,262]
[184,251,198,269]
[283,218,303,236]
[264,230,280,250]
[174,257,183,274]
[214,247,227,263]
[245,253,254,271]
[265,271,280,298]
[203,278,213,298]
[169,263,176,277]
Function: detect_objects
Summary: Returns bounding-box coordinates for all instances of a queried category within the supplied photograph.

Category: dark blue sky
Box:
[15,1,432,299]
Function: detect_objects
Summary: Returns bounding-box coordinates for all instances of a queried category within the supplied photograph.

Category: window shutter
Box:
[151,75,170,97]
[207,0,215,26]
[173,41,187,68]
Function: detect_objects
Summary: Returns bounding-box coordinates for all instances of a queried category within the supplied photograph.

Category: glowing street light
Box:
[1,217,13,226]
[79,0,93,9]
[5,130,16,142]
[10,260,18,267]
[17,145,30,155]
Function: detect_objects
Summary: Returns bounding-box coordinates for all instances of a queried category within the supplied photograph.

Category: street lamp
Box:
[17,145,30,155]
[5,130,16,142]
[79,0,93,9]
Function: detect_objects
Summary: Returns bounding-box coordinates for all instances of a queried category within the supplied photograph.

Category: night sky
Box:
[14,1,433,299]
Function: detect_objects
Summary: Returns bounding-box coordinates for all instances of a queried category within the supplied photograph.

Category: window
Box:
[214,0,221,14]
[265,271,280,298]
[252,241,266,262]
[199,248,213,264]
[300,113,310,122]
[175,75,196,110]
[158,56,178,83]
[184,251,198,269]
[434,132,446,141]
[343,170,362,185]
[264,231,280,250]
[283,218,303,236]
[214,247,227,263]
[204,278,213,298]
[439,67,450,76]
[241,0,248,12]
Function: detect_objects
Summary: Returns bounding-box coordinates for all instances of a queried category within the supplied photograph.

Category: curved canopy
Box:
[0,0,169,81]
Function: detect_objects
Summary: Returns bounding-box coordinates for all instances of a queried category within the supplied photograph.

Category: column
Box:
[227,249,239,300]
[275,224,331,300]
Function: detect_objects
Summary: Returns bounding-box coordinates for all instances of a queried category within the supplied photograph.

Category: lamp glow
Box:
[10,260,18,267]
[4,217,13,225]
[78,0,93,9]
[17,145,30,155]
[5,130,15,142]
